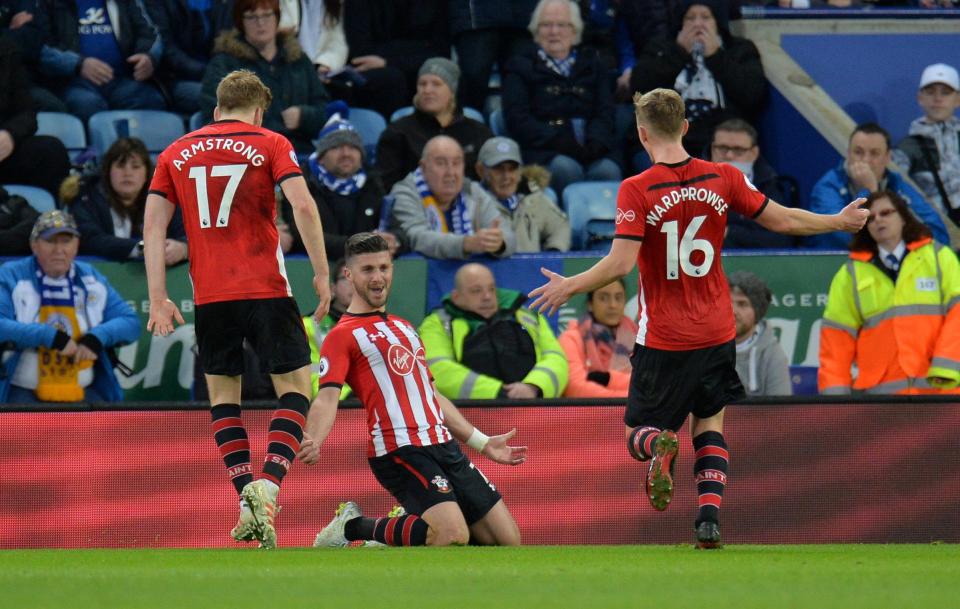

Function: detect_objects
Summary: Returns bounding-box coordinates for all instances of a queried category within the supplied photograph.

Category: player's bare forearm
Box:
[144,194,175,301]
[299,387,340,464]
[283,176,330,280]
[756,199,868,236]
[568,239,640,293]
[434,390,475,442]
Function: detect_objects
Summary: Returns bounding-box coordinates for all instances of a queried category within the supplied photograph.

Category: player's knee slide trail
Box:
[693,431,728,525]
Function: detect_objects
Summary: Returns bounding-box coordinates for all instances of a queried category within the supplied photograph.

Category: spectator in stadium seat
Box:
[65,137,188,263]
[279,112,399,260]
[448,0,537,113]
[341,0,448,121]
[0,186,40,256]
[147,0,234,114]
[628,0,766,157]
[475,136,570,252]
[709,118,794,249]
[200,0,330,154]
[819,190,960,395]
[419,262,568,400]
[375,57,493,191]
[0,34,71,197]
[502,0,621,197]
[0,210,139,403]
[727,270,791,397]
[807,123,948,249]
[35,0,167,122]
[558,277,636,398]
[277,0,347,78]
[615,0,669,102]
[388,135,516,260]
[894,63,960,231]
[1,1,67,112]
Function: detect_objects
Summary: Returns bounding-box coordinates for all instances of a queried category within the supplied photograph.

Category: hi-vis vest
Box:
[819,238,960,395]
[303,315,350,399]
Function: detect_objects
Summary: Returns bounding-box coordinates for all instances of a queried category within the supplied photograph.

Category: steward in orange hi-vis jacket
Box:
[819,236,960,395]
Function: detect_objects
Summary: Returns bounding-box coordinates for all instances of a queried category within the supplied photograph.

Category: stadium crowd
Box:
[1,0,959,402]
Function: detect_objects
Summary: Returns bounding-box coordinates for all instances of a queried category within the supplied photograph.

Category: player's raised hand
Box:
[838,197,869,233]
[313,274,331,322]
[528,267,570,316]
[298,433,321,465]
[481,428,527,466]
[147,298,185,337]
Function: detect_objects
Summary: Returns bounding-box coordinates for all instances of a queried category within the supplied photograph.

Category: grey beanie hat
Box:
[418,57,460,95]
[315,114,364,159]
[728,270,772,321]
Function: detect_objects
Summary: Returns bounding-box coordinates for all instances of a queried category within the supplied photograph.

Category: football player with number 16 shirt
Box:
[529,89,869,549]
[144,70,332,549]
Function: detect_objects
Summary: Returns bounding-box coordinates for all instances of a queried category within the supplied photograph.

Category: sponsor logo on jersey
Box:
[616,209,636,225]
[387,343,416,376]
[431,475,452,493]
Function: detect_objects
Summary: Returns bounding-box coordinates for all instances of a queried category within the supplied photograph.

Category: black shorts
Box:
[624,340,745,432]
[368,442,502,526]
[195,297,310,376]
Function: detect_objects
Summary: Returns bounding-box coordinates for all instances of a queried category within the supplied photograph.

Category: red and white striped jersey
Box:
[317,311,452,457]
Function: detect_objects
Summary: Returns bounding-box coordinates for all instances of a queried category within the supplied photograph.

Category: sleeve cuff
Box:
[77,333,103,353]
[52,330,71,350]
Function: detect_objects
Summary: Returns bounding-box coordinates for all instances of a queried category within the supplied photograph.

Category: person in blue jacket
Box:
[0,210,139,403]
[807,123,948,249]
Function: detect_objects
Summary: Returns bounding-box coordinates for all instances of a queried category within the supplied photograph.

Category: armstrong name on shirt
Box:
[646,186,729,226]
[172,138,266,171]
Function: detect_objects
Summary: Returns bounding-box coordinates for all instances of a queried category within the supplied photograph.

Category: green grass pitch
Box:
[2,545,958,609]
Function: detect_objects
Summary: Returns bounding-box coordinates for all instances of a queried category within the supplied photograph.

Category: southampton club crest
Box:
[431,475,452,493]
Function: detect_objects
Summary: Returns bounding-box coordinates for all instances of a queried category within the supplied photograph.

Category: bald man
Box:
[387,136,517,259]
[419,262,568,400]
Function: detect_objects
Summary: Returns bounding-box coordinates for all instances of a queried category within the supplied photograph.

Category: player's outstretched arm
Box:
[528,237,641,316]
[434,388,527,466]
[144,194,184,336]
[297,386,341,465]
[755,198,869,236]
[282,175,331,320]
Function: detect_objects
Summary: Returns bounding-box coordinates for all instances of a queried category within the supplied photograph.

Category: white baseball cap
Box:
[919,63,959,91]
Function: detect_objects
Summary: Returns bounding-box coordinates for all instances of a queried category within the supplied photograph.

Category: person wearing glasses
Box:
[709,119,794,249]
[819,190,960,396]
[200,0,330,154]
[502,0,621,198]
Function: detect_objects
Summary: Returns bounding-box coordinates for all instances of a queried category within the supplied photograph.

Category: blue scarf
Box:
[500,193,522,214]
[538,47,577,77]
[414,167,472,235]
[309,153,367,196]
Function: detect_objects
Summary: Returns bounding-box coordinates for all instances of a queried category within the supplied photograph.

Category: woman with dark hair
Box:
[819,190,960,395]
[200,0,330,154]
[558,277,638,397]
[68,137,187,264]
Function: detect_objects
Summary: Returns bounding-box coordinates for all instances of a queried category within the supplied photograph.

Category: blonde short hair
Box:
[216,70,273,113]
[633,89,685,139]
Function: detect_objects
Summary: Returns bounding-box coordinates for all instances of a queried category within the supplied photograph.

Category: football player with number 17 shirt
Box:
[144,70,332,549]
[300,232,526,549]
[529,89,869,548]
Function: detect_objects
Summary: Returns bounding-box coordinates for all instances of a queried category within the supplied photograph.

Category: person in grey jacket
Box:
[475,136,570,252]
[728,270,791,397]
[388,135,516,259]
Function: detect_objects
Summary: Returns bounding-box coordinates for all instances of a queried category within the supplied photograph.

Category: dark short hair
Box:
[713,118,758,147]
[727,270,772,321]
[331,258,347,283]
[100,137,151,222]
[850,122,891,150]
[344,232,389,262]
[233,0,280,32]
[849,190,932,253]
[586,277,627,303]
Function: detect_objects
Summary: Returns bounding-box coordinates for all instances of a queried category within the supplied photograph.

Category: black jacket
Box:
[1,0,44,62]
[502,43,617,167]
[146,0,233,82]
[35,0,162,83]
[342,0,448,82]
[0,35,36,146]
[281,164,387,261]
[723,156,795,249]
[71,177,186,260]
[375,109,492,190]
[448,0,537,36]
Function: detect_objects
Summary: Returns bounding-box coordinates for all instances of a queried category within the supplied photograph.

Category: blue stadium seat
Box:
[88,110,186,158]
[543,186,557,204]
[348,107,387,164]
[562,181,620,250]
[389,106,485,123]
[36,112,87,156]
[489,109,508,137]
[789,365,819,396]
[4,184,56,213]
[189,111,205,131]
